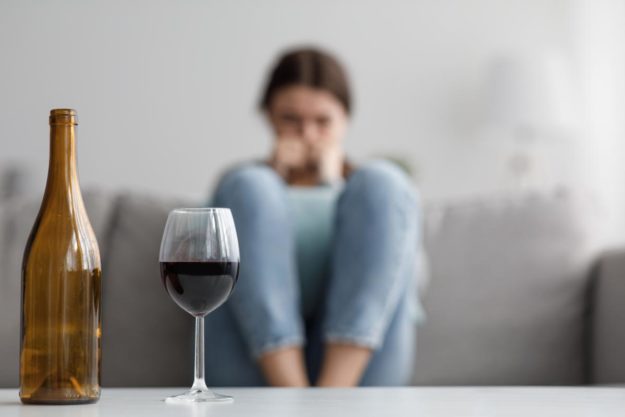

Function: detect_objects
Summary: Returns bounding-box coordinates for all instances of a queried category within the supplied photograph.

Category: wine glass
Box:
[159,208,240,403]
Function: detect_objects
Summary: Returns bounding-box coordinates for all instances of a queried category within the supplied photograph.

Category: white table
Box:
[1,387,625,416]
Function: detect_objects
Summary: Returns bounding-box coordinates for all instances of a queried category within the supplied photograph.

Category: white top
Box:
[1,387,625,417]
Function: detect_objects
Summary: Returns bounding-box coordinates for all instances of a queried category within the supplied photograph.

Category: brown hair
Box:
[259,47,352,115]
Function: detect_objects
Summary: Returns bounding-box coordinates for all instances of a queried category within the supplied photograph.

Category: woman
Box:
[206,47,421,387]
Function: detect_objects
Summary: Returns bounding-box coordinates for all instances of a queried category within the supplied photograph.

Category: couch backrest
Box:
[0,190,194,388]
[414,189,600,385]
[99,193,193,387]
[0,188,601,387]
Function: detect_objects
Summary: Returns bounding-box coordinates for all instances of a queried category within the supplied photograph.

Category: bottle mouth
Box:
[49,109,78,125]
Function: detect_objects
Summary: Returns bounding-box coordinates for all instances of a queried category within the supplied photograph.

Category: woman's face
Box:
[267,85,348,148]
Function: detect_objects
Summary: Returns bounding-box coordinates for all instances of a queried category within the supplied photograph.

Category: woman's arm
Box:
[269,136,346,186]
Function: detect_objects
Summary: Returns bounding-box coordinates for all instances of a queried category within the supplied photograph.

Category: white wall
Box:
[572,0,625,244]
[0,0,594,204]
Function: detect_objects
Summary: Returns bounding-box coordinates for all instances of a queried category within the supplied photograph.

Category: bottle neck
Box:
[45,123,80,194]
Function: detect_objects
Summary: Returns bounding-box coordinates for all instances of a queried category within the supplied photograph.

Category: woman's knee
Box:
[341,160,419,214]
[214,164,286,207]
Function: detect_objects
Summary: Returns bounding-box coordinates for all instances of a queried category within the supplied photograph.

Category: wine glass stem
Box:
[191,316,208,391]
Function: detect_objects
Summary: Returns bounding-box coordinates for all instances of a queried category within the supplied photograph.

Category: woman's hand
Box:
[270,137,309,180]
[309,140,344,184]
[271,136,344,185]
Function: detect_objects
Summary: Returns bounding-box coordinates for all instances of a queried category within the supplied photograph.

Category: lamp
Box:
[485,52,576,188]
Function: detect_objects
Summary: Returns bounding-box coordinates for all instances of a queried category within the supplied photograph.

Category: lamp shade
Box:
[485,53,577,131]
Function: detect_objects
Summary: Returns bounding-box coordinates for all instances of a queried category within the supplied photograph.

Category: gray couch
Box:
[1,187,623,387]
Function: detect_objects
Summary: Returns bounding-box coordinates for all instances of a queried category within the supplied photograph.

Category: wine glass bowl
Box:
[159,208,239,403]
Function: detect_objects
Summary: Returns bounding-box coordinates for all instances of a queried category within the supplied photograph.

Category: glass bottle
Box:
[20,109,101,404]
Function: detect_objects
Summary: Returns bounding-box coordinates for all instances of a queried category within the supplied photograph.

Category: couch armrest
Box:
[590,249,625,384]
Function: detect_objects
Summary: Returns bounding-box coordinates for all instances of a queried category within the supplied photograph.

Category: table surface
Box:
[1,387,625,416]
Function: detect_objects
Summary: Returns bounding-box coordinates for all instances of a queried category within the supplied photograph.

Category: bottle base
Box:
[20,384,100,405]
[20,397,99,405]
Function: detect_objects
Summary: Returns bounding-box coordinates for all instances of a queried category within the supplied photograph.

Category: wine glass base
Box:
[165,388,233,404]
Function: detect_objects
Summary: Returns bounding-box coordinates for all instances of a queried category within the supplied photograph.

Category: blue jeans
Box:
[206,160,421,386]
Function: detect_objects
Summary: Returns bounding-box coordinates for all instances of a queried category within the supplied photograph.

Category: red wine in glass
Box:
[159,208,239,403]
[160,261,239,317]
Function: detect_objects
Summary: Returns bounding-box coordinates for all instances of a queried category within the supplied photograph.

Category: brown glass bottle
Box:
[20,109,101,404]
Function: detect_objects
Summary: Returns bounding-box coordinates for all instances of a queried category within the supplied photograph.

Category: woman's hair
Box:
[259,47,352,115]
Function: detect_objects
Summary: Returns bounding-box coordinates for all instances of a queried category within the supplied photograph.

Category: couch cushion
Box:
[100,192,194,387]
[414,189,599,385]
[0,164,30,202]
[0,201,13,388]
[0,189,115,388]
